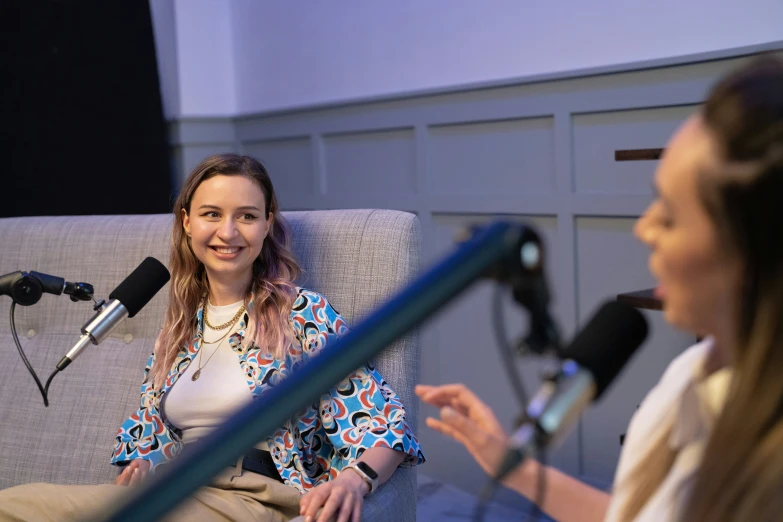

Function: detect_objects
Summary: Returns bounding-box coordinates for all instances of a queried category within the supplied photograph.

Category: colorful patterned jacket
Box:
[111,288,424,493]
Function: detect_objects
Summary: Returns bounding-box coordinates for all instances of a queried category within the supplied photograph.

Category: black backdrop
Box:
[0,0,172,217]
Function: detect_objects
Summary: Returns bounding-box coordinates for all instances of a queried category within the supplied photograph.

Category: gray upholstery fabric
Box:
[0,210,420,521]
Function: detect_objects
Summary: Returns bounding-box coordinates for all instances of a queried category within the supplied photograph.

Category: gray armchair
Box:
[0,209,421,521]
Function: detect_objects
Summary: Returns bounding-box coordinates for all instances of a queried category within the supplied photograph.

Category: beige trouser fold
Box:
[0,466,319,522]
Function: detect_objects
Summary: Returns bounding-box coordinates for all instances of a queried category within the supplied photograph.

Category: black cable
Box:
[473,284,535,522]
[10,302,50,407]
[473,483,493,522]
[492,284,530,410]
[44,368,60,401]
[527,448,547,521]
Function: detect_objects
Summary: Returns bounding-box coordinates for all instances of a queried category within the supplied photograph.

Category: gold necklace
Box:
[201,326,233,345]
[192,304,243,381]
[204,302,246,330]
[191,327,233,381]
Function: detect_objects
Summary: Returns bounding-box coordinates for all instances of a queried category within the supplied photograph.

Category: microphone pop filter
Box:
[109,257,170,317]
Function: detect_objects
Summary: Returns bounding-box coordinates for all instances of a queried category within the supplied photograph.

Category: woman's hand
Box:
[299,467,369,522]
[416,383,510,478]
[114,459,151,486]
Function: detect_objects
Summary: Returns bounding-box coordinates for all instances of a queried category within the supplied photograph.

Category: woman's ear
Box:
[181,208,191,237]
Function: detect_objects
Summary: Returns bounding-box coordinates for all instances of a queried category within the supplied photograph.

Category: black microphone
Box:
[491,300,649,483]
[0,270,94,306]
[56,257,170,371]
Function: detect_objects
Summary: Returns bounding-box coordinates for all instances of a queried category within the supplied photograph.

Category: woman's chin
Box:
[663,306,702,337]
[662,305,683,330]
[203,262,253,279]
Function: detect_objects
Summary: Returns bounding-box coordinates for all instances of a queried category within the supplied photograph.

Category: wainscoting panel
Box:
[243,137,314,208]
[428,117,556,196]
[572,105,698,195]
[323,128,416,195]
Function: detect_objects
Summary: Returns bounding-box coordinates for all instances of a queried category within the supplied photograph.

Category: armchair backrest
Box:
[0,210,421,522]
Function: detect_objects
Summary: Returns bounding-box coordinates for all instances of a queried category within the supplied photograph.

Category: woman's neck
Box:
[704,327,736,376]
[206,271,251,306]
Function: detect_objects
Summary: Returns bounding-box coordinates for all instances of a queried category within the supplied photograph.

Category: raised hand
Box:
[415,383,510,477]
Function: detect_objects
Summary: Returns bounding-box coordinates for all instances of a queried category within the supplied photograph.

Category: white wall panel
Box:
[243,137,314,209]
[323,129,416,195]
[572,106,697,194]
[429,118,555,195]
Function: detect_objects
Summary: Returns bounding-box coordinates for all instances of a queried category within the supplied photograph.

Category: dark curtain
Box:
[0,0,172,217]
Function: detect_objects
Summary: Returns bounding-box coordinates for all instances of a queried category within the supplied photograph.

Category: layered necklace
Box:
[191,302,246,382]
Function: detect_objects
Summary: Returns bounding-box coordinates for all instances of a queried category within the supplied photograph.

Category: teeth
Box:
[214,247,240,254]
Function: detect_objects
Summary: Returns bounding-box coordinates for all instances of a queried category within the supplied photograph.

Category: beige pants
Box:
[0,467,313,522]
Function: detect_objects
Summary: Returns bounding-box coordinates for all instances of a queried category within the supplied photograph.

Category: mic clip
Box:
[64,282,95,302]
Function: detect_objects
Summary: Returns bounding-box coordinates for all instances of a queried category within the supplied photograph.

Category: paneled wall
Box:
[169,48,778,508]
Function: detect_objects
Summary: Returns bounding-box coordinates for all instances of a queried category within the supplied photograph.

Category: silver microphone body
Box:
[80,299,129,344]
[495,361,597,482]
[57,299,129,370]
[529,360,595,449]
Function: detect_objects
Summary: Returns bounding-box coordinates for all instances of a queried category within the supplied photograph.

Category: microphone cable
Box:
[472,284,548,522]
[10,295,103,407]
[10,301,55,407]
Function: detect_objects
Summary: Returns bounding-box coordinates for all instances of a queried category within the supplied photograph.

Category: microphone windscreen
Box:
[563,300,648,400]
[109,257,171,317]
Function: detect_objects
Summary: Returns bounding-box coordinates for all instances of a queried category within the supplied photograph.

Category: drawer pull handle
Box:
[614,148,664,161]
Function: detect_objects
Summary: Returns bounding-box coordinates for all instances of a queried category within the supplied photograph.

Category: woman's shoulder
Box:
[656,337,713,388]
[625,338,713,439]
[292,287,327,309]
[612,339,713,490]
[290,288,343,317]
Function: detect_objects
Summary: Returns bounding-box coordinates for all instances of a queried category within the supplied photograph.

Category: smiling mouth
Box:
[209,246,244,254]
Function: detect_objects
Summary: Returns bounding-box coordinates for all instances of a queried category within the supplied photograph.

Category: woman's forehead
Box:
[656,116,718,197]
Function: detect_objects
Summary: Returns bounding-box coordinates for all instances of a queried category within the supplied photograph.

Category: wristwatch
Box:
[345,461,379,494]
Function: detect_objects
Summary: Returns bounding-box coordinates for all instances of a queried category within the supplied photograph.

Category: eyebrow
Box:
[197,204,262,212]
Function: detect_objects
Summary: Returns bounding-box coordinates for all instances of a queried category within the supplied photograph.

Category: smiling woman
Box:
[181,175,272,303]
[0,154,425,522]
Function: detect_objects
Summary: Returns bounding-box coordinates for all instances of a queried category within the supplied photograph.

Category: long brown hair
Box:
[151,153,301,389]
[619,56,783,521]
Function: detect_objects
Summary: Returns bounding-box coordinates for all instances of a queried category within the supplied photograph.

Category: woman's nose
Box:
[634,212,655,248]
[217,219,238,240]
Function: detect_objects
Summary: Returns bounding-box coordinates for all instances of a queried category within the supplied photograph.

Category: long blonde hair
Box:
[151,153,301,389]
[618,56,783,522]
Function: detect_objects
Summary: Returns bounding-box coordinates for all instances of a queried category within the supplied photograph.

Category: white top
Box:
[604,337,732,522]
[162,300,269,449]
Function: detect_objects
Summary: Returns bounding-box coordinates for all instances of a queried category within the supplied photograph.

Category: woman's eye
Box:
[241,214,258,220]
[655,209,674,228]
[201,211,220,218]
